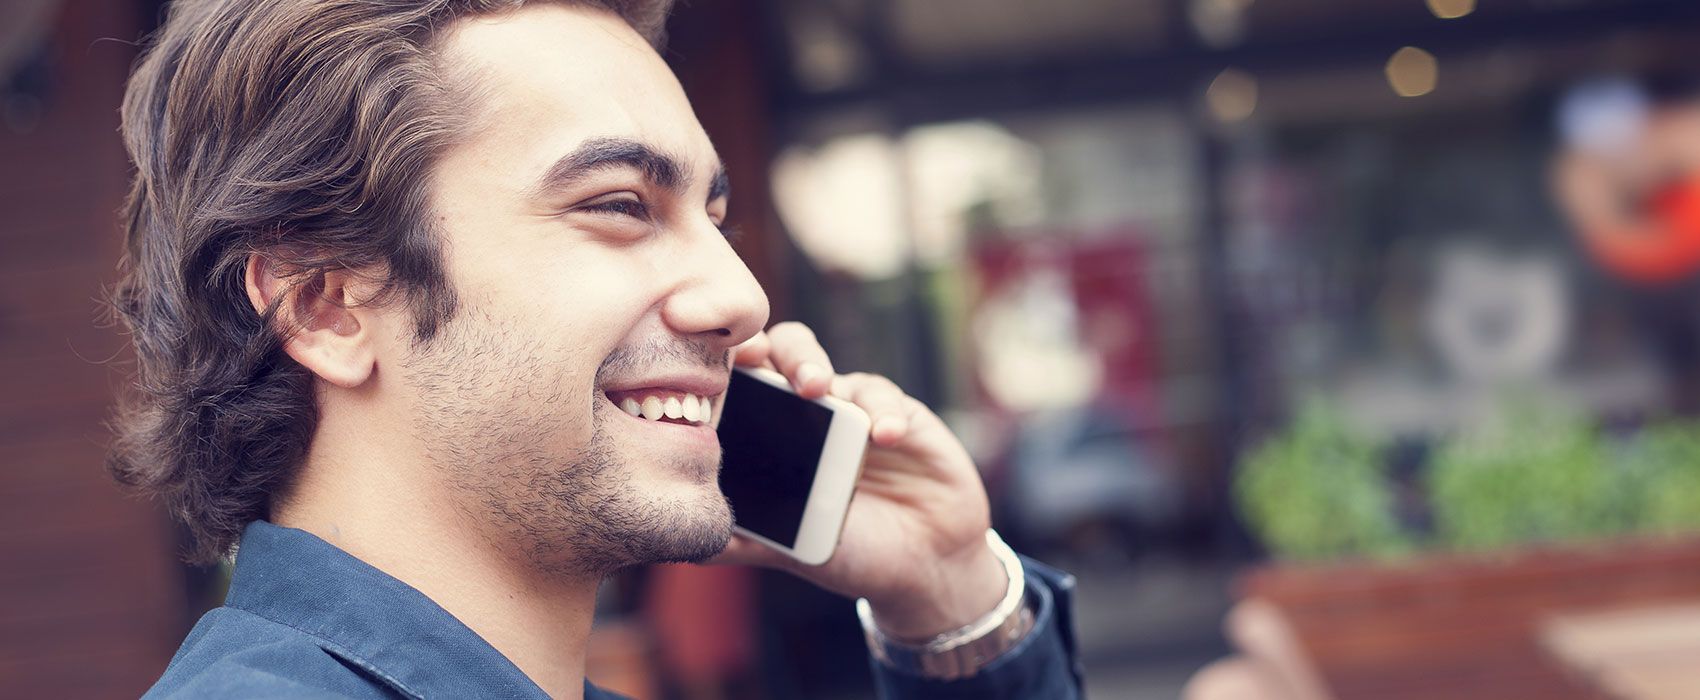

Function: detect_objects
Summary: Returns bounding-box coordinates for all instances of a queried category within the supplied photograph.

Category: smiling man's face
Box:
[389,3,769,575]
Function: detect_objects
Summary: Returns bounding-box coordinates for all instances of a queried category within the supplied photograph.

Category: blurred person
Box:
[108,1,1082,698]
[1554,74,1700,411]
[1555,75,1700,286]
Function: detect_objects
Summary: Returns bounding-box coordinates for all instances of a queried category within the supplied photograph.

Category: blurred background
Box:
[7,0,1700,698]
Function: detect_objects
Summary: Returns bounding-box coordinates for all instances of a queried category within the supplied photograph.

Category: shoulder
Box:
[144,607,403,700]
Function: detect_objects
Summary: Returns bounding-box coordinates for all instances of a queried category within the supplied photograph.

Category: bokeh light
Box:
[1206,67,1259,123]
[1426,0,1477,20]
[1386,45,1440,97]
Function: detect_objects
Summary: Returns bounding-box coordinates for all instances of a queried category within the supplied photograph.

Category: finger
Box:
[733,330,772,369]
[704,532,793,571]
[764,322,835,398]
[832,372,913,446]
[883,395,982,484]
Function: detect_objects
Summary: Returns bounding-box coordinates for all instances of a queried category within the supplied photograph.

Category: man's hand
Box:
[709,322,1008,641]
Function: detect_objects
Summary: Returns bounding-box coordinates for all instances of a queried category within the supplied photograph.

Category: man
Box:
[110,1,1082,698]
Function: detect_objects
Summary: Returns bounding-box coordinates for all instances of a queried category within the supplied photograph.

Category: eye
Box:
[576,193,651,222]
[710,200,736,240]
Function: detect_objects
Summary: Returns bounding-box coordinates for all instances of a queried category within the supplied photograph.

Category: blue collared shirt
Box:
[144,521,1083,699]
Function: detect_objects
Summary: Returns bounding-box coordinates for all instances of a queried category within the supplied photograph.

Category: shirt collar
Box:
[225,520,572,699]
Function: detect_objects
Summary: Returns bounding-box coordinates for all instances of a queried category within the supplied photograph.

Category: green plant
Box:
[1426,401,1624,551]
[1237,395,1700,564]
[1236,397,1410,561]
[1617,420,1700,535]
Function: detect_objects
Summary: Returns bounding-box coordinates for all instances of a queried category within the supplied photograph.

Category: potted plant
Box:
[1226,398,1700,699]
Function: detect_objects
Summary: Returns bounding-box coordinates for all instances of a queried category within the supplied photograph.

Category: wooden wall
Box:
[0,0,184,696]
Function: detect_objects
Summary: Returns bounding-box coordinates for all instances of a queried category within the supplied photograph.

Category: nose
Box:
[661,222,771,350]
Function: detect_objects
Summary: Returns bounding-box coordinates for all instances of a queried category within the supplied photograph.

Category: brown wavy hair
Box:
[109,0,675,563]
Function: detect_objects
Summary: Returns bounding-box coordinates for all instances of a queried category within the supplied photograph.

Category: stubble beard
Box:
[401,307,734,579]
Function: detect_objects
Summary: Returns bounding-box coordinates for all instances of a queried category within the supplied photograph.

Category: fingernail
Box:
[798,362,823,385]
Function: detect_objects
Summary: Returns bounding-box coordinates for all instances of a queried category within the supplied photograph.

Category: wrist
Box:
[857,530,1035,680]
[865,531,1009,641]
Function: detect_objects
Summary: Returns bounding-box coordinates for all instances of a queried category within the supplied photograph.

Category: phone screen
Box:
[716,369,834,548]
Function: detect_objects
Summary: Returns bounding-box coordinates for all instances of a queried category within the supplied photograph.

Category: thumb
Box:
[705,532,794,571]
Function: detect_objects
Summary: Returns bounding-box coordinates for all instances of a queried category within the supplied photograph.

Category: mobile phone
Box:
[716,366,870,566]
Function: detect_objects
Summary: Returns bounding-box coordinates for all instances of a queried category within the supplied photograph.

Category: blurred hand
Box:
[1185,600,1330,700]
[708,321,1007,640]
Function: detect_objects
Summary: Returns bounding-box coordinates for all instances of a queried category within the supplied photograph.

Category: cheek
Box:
[525,256,667,408]
[462,235,673,398]
[537,249,670,343]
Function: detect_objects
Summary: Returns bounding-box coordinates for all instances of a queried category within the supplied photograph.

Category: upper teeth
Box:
[619,393,712,424]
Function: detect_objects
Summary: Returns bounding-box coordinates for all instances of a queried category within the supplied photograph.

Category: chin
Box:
[635,487,735,566]
[485,420,737,573]
[634,459,734,538]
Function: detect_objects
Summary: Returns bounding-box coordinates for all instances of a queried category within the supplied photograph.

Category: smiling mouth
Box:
[605,389,715,427]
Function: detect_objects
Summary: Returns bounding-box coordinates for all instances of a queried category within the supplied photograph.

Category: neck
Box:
[274,435,601,700]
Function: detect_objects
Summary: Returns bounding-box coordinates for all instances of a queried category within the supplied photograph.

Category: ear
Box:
[245,253,378,388]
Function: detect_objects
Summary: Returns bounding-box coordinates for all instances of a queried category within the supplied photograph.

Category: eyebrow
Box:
[531,137,729,203]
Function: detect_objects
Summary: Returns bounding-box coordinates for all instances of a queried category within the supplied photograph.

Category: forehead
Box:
[436,3,715,180]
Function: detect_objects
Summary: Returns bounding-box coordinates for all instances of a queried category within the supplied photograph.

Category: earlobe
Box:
[244,253,378,389]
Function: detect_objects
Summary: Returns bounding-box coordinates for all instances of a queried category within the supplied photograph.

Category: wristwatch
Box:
[855,530,1036,680]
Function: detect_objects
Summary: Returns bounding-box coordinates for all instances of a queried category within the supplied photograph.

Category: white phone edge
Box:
[729,366,870,566]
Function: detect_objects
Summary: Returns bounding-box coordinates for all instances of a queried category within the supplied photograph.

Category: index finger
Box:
[764,322,834,398]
